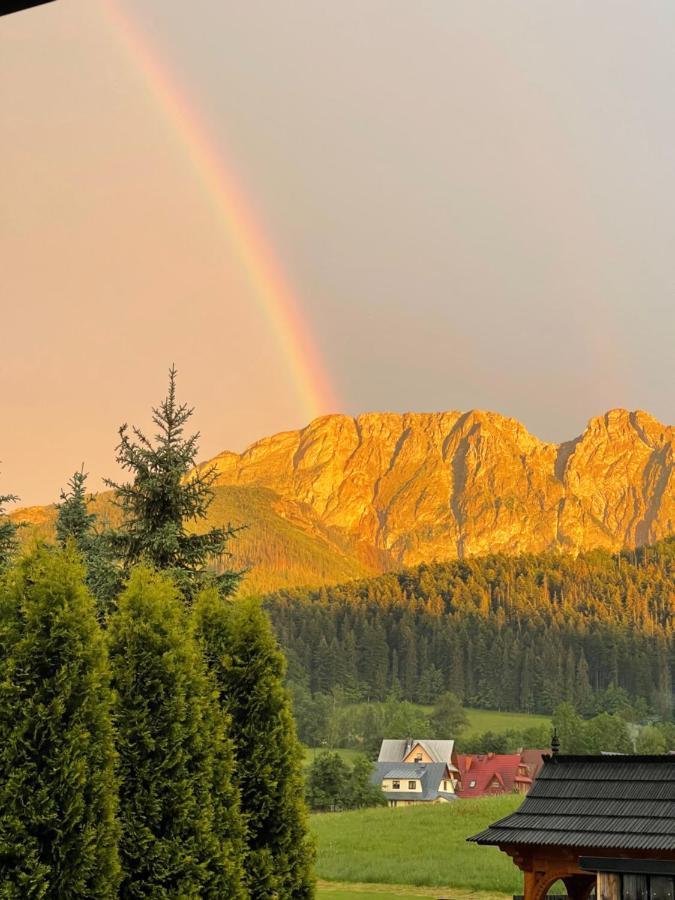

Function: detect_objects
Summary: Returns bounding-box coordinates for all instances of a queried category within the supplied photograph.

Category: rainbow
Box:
[102,1,337,421]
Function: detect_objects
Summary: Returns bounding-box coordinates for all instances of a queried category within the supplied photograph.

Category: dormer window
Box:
[408,780,416,790]
[392,780,400,790]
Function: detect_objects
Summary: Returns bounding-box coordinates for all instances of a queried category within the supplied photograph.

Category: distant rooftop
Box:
[372,761,456,803]
[378,739,455,764]
[469,754,675,852]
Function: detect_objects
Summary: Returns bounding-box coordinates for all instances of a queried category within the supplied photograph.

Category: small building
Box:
[468,752,675,900]
[457,750,546,798]
[372,738,460,807]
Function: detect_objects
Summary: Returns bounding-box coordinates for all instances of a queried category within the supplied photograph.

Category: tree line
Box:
[266,540,674,719]
[0,369,313,898]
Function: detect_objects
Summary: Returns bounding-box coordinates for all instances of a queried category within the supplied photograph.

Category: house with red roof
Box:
[456,749,546,799]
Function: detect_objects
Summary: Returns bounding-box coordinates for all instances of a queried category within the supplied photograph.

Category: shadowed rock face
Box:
[201,408,674,567]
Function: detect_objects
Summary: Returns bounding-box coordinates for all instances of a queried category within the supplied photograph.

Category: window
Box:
[408,780,416,790]
[469,779,476,788]
[392,780,400,790]
[390,800,398,808]
[443,780,448,791]
[414,754,423,763]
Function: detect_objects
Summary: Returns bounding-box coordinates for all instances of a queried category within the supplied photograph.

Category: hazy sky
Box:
[2,0,674,505]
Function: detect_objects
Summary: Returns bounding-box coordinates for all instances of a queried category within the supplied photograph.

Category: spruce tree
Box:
[0,489,21,572]
[194,590,315,899]
[107,567,246,899]
[56,468,121,609]
[56,468,95,547]
[0,548,120,897]
[105,367,240,601]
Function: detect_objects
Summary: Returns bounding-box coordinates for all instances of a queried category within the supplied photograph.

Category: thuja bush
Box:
[108,567,246,898]
[195,590,315,899]
[0,548,120,897]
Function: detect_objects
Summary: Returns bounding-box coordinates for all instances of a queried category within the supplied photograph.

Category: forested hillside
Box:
[266,539,674,717]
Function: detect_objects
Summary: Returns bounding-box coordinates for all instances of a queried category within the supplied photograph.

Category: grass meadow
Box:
[317,884,511,900]
[311,796,523,893]
[461,707,551,738]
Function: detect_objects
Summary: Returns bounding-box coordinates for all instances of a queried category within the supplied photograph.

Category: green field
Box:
[303,746,364,768]
[317,884,510,900]
[318,889,434,900]
[462,707,551,738]
[311,796,523,892]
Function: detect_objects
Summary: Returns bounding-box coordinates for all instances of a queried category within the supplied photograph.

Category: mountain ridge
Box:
[197,406,673,567]
[12,407,675,593]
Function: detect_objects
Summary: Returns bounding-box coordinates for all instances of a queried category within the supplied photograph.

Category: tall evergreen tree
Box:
[0,548,120,897]
[105,367,240,601]
[194,590,315,899]
[55,468,95,547]
[56,468,121,608]
[107,568,246,899]
[0,488,21,572]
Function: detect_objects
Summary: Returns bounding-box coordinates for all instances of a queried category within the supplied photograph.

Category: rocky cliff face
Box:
[202,408,674,567]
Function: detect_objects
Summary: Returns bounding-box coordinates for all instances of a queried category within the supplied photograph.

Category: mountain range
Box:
[14,408,674,594]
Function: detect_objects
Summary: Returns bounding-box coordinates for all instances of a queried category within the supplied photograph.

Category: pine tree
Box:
[0,489,21,572]
[55,468,121,609]
[575,651,595,716]
[107,567,246,899]
[55,468,96,547]
[0,548,120,897]
[194,590,315,899]
[105,367,241,601]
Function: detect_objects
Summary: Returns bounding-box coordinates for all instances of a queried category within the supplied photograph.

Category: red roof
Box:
[520,748,547,781]
[456,752,533,798]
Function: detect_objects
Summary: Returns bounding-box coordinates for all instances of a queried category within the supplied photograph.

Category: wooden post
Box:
[523,870,537,900]
[597,873,621,900]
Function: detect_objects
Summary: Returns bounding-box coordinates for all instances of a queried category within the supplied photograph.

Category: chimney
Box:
[551,728,560,756]
[404,737,413,757]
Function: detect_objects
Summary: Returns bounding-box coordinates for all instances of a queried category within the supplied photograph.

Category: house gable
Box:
[403,742,434,764]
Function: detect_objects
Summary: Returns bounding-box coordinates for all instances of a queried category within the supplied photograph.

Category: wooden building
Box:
[457,750,547,798]
[372,738,461,806]
[468,753,675,900]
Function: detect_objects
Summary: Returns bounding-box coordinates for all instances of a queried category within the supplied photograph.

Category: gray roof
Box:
[469,754,675,852]
[381,766,427,780]
[371,761,457,802]
[378,739,455,764]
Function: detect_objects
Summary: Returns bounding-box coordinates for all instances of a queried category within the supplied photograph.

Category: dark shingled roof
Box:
[469,754,675,852]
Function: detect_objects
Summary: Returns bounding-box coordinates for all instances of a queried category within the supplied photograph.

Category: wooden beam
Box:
[581,858,675,876]
[597,872,621,900]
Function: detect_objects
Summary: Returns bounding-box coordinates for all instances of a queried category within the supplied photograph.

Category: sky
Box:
[2,0,674,505]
